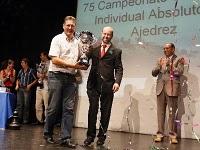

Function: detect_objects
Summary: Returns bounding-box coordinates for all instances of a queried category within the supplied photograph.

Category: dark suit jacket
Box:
[87,41,123,92]
[152,54,184,96]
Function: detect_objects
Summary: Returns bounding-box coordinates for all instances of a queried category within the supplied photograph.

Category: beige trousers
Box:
[157,89,178,135]
[35,88,49,123]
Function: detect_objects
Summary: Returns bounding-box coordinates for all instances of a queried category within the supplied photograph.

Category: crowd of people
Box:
[0,15,185,149]
[0,52,50,124]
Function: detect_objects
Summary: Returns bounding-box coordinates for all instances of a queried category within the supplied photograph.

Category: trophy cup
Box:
[36,63,48,89]
[76,31,97,66]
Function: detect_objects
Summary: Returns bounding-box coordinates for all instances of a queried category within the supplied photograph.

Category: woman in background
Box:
[0,59,16,93]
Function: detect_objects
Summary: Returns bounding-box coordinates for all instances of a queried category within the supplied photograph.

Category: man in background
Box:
[16,58,37,124]
[152,43,184,144]
[35,51,50,124]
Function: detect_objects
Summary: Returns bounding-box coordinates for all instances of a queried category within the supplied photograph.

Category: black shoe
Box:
[97,137,105,146]
[84,136,94,146]
[44,135,54,144]
[59,139,76,149]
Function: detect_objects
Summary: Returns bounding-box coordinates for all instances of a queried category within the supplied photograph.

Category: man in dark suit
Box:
[84,26,123,146]
[152,43,184,144]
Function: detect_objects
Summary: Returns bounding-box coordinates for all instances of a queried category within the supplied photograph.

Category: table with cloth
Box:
[0,92,16,130]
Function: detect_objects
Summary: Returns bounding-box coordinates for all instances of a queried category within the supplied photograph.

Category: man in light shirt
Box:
[43,16,87,149]
[35,51,50,124]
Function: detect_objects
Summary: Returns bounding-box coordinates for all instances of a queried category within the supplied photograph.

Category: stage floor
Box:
[0,125,199,150]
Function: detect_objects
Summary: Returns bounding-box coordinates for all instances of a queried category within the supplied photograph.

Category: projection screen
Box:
[75,0,200,139]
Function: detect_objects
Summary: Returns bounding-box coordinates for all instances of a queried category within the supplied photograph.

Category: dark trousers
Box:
[44,72,77,139]
[16,88,31,123]
[86,80,114,139]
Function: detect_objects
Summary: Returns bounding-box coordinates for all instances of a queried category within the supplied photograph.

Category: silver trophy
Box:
[76,31,97,66]
[36,63,48,88]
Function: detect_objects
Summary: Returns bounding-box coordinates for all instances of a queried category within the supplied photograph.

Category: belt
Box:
[51,71,75,77]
